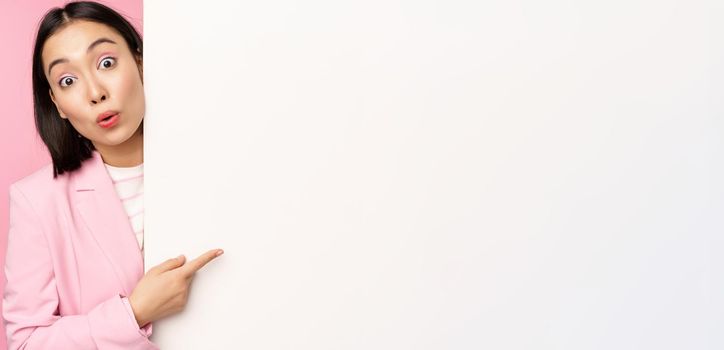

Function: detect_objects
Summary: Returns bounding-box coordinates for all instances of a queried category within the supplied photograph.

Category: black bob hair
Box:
[32,1,143,179]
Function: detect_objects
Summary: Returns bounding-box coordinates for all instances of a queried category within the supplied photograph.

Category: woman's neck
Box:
[93,126,144,167]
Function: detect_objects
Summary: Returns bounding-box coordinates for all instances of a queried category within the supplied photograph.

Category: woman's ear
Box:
[48,89,67,119]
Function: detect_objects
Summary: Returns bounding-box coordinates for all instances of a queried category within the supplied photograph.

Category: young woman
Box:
[2,2,223,349]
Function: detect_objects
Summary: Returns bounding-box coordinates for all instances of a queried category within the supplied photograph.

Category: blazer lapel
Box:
[70,150,144,297]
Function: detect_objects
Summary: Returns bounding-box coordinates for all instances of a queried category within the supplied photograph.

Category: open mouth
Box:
[98,113,120,128]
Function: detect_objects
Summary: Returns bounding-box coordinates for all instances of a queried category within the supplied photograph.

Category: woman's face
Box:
[43,20,144,149]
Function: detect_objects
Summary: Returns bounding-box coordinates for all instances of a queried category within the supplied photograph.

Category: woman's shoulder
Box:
[9,161,72,203]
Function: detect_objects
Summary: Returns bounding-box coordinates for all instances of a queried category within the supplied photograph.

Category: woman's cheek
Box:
[113,66,133,98]
[119,67,145,119]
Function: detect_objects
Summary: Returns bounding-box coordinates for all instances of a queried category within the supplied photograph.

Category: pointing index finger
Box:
[180,249,223,278]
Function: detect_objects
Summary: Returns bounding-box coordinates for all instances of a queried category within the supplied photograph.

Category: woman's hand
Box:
[128,249,224,328]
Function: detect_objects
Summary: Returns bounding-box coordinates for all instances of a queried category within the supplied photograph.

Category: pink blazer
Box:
[3,150,159,349]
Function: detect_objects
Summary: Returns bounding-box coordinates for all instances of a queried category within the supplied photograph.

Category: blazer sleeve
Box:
[121,296,153,337]
[2,184,160,350]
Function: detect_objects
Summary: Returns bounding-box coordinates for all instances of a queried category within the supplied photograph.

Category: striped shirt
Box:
[104,162,144,254]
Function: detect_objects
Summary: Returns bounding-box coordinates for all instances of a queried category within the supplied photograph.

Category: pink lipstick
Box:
[98,113,120,128]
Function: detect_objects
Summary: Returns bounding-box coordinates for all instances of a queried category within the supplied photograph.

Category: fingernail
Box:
[216,250,224,256]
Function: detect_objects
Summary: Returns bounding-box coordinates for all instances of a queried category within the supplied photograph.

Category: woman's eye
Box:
[99,57,116,69]
[57,57,116,88]
[59,76,76,87]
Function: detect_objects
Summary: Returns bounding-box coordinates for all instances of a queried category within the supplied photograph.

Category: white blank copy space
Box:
[144,0,724,348]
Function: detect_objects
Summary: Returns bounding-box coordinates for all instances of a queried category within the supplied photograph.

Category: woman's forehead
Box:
[43,20,122,66]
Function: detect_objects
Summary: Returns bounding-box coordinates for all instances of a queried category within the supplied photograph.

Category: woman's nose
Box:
[87,77,108,105]
[91,94,107,104]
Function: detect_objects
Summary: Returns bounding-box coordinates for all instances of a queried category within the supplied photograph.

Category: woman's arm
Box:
[2,184,159,350]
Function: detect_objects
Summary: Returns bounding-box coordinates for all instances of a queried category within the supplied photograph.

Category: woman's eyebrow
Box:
[47,37,118,76]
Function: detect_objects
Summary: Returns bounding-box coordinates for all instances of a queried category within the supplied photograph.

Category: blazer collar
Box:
[70,149,144,297]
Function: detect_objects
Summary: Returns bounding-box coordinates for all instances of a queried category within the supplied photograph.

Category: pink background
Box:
[0,1,142,346]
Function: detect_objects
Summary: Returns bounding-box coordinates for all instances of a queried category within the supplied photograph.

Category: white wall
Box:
[144,0,724,348]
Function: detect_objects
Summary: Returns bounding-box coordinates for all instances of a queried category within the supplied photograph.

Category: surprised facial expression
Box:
[43,20,144,148]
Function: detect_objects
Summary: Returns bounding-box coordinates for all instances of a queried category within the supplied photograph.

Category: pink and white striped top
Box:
[104,162,144,255]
